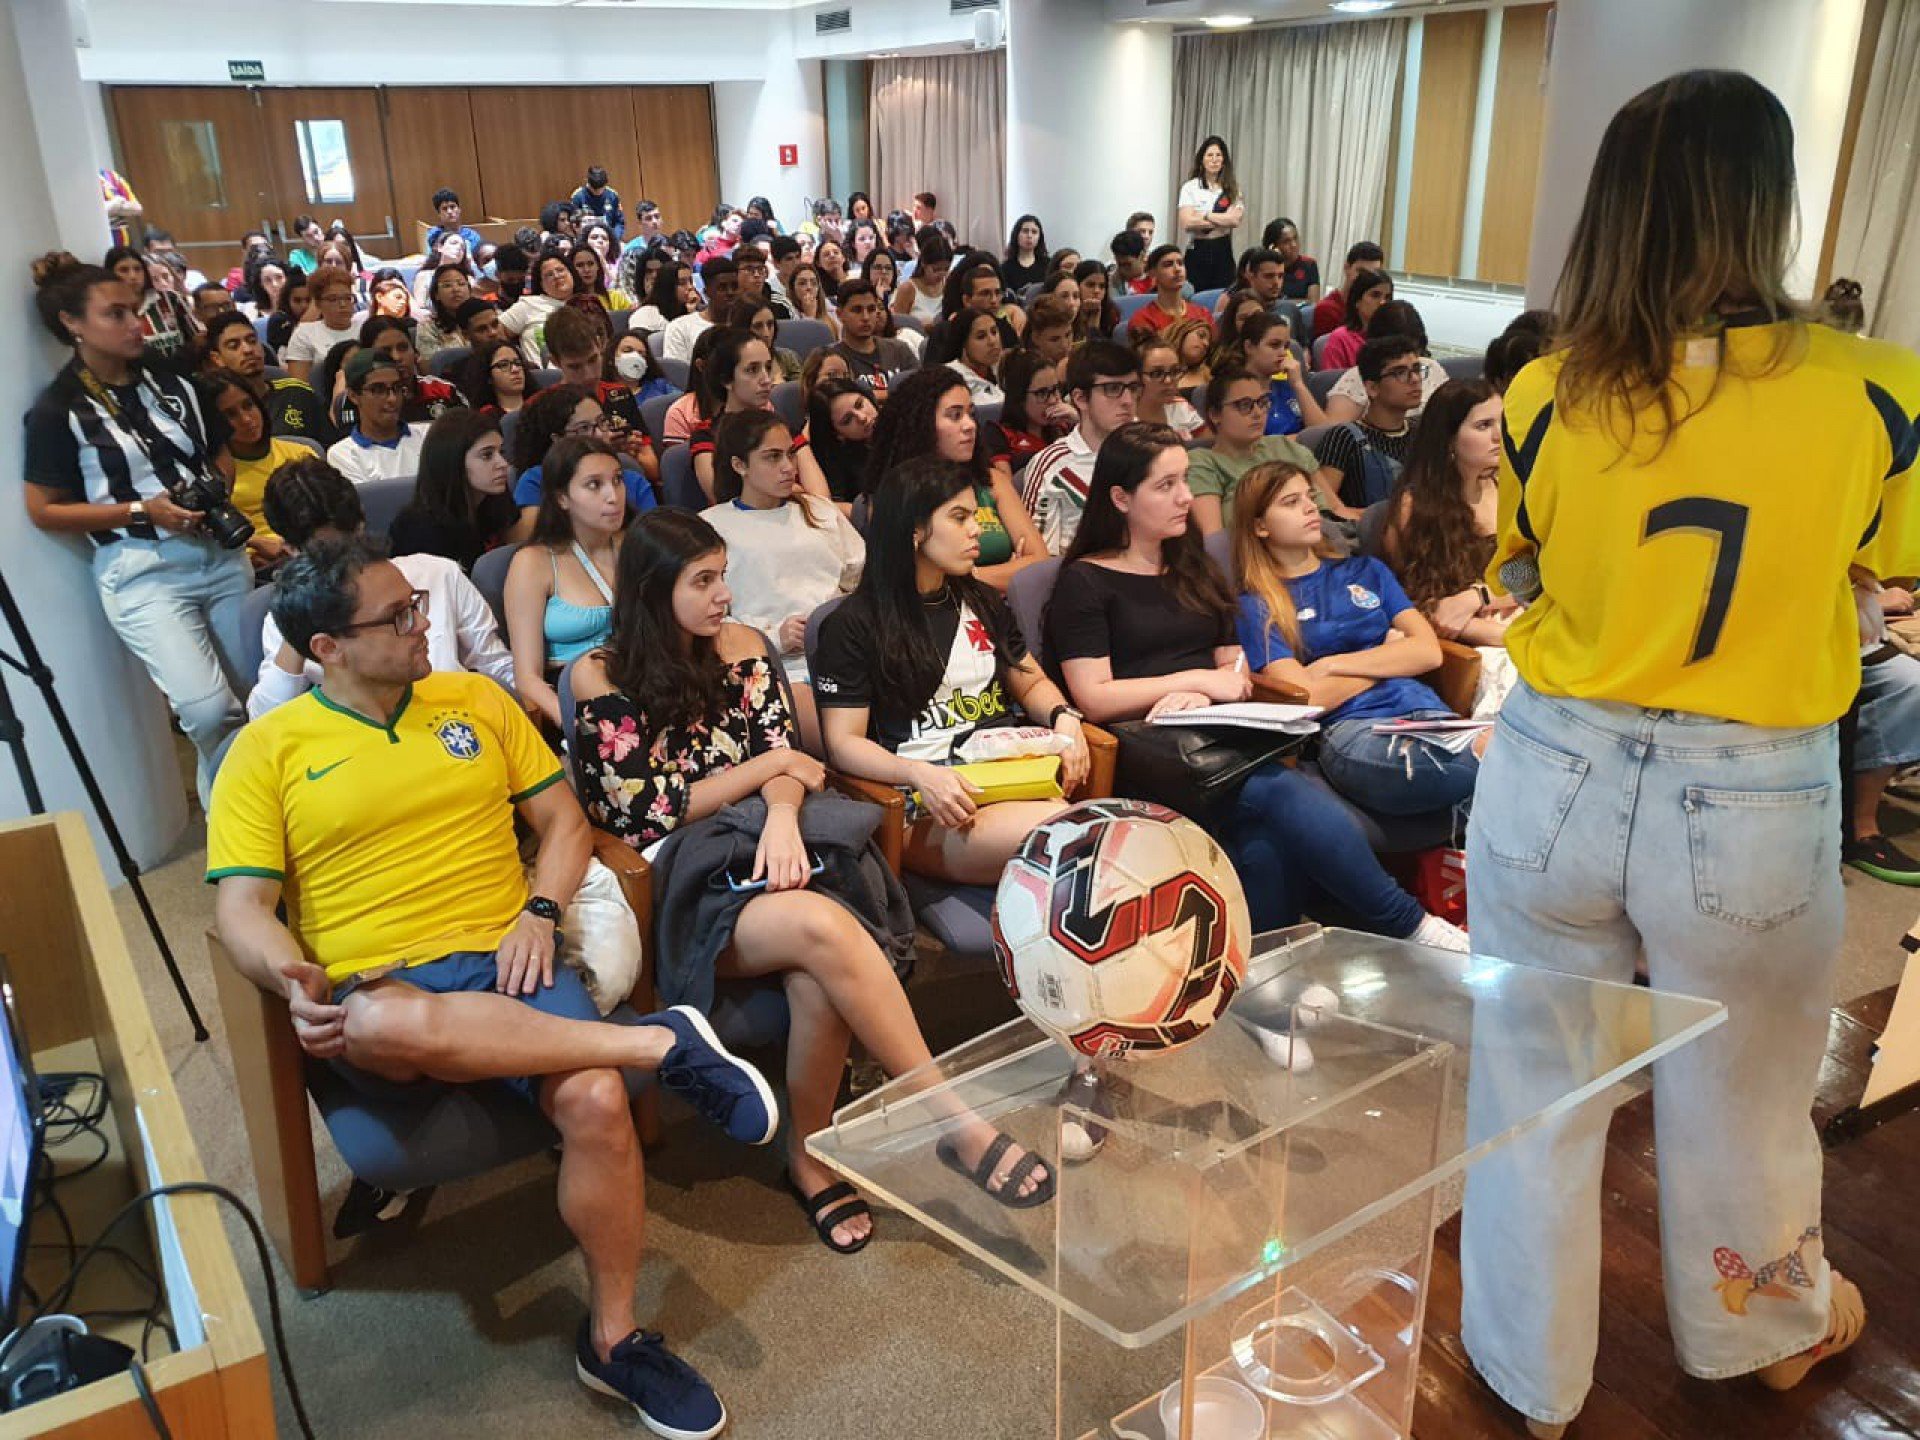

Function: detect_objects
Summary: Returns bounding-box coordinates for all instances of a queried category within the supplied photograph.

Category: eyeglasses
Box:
[1028,384,1062,402]
[490,357,524,372]
[1379,361,1429,383]
[1142,366,1182,384]
[563,415,612,437]
[1223,395,1275,417]
[1091,380,1145,400]
[338,590,429,637]
[358,381,404,400]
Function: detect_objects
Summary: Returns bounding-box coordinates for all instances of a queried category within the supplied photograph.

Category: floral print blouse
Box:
[575,655,794,849]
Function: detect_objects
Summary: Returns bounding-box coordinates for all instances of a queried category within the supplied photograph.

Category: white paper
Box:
[1149,702,1323,734]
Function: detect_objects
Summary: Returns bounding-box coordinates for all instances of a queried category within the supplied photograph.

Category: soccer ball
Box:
[992,799,1252,1059]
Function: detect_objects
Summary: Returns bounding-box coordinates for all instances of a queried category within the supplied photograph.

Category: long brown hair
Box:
[1061,423,1233,620]
[1190,135,1240,205]
[1388,379,1498,609]
[1231,462,1339,658]
[1553,70,1801,449]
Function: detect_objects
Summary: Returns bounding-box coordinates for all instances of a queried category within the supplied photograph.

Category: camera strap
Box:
[74,363,207,492]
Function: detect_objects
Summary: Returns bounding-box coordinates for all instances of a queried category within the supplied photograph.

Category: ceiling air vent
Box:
[815,8,852,35]
[950,0,998,12]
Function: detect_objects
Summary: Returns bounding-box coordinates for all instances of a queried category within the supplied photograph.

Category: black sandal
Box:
[935,1131,1055,1209]
[785,1171,873,1255]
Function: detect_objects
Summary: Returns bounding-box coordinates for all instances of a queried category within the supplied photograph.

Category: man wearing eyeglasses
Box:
[1022,340,1141,554]
[211,533,776,1438]
[325,349,427,487]
[1310,335,1425,519]
[246,458,513,719]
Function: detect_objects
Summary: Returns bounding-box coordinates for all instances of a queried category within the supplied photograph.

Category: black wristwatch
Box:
[524,895,563,925]
[1048,704,1085,727]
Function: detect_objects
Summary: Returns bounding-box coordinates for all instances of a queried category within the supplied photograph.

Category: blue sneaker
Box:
[576,1321,726,1440]
[650,1004,779,1145]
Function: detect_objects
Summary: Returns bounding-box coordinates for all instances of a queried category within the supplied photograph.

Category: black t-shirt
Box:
[815,439,870,504]
[388,491,521,571]
[265,311,297,357]
[813,584,1029,763]
[1311,419,1416,509]
[261,377,329,443]
[1045,562,1232,681]
[1281,256,1320,299]
[1002,257,1047,291]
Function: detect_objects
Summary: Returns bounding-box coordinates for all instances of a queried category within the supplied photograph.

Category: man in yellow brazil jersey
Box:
[208,537,779,1440]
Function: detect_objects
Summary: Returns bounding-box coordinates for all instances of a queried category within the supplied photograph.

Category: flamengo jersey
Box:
[1491,319,1920,726]
[206,671,563,984]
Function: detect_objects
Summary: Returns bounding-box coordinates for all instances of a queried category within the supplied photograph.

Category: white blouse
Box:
[946,359,1005,408]
[701,495,866,682]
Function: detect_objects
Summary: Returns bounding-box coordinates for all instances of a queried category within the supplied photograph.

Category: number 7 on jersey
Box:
[1640,498,1750,665]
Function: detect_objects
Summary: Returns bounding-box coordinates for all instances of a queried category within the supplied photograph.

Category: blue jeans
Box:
[1227,763,1426,938]
[1854,649,1920,770]
[92,535,251,807]
[1318,712,1480,816]
[1460,681,1841,1424]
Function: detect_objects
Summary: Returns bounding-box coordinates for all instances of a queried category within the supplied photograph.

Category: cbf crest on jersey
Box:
[436,718,482,760]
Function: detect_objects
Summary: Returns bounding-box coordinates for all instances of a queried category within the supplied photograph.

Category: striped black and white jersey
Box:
[24,358,211,545]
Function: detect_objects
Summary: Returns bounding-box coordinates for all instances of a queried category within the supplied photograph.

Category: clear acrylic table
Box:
[808,924,1725,1439]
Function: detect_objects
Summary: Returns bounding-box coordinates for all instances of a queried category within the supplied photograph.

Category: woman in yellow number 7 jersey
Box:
[1459,70,1919,1439]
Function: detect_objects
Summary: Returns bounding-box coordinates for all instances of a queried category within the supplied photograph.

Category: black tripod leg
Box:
[0,574,209,1041]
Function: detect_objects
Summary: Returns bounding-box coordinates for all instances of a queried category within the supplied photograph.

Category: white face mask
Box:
[613,350,649,382]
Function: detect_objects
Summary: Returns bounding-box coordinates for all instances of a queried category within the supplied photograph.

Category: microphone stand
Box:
[0,565,209,1041]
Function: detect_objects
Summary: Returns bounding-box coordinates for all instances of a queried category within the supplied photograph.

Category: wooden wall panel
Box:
[630,85,720,236]
[254,87,395,248]
[1402,9,1486,278]
[384,88,484,234]
[1476,5,1552,286]
[469,86,645,225]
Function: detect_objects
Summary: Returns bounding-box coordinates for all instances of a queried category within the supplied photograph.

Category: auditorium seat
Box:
[427,345,471,380]
[775,317,833,359]
[472,541,521,630]
[660,443,704,510]
[639,391,679,448]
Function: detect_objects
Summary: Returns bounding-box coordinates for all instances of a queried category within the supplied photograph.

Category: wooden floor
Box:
[1413,988,1920,1439]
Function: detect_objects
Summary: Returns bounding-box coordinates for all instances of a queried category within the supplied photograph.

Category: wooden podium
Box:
[0,814,272,1438]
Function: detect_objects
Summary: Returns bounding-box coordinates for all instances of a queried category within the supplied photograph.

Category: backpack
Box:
[1340,422,1404,508]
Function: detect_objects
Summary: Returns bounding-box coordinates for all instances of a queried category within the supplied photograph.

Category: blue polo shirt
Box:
[1236,556,1447,725]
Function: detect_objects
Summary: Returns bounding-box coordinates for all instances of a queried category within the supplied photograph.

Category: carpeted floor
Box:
[108,786,1919,1439]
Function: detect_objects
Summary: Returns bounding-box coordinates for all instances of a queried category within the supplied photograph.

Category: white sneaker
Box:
[1411,913,1471,952]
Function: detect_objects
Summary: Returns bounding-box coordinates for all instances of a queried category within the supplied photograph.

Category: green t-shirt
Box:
[973,483,1013,566]
[1186,435,1320,527]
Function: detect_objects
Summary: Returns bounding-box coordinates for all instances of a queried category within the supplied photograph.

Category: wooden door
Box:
[106,87,277,266]
[384,88,484,245]
[253,88,399,254]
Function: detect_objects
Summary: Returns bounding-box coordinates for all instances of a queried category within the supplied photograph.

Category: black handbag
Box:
[1108,719,1308,829]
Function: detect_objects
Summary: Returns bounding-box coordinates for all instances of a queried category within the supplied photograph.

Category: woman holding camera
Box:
[23,253,251,806]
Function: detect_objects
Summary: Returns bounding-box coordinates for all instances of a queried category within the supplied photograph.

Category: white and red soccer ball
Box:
[991,800,1251,1059]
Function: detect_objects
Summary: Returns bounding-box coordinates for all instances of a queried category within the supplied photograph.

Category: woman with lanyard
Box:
[1460,72,1917,1439]
[23,254,251,805]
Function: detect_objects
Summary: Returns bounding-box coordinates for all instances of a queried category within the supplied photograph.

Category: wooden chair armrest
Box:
[1429,639,1483,718]
[1082,723,1119,800]
[207,929,330,1292]
[1251,674,1311,706]
[827,771,905,874]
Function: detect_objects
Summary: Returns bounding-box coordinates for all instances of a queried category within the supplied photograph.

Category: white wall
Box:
[0,0,190,870]
[713,8,829,229]
[1526,0,1868,303]
[1005,1,1173,258]
[73,0,766,85]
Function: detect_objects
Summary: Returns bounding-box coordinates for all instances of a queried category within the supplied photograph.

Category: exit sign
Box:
[228,59,265,82]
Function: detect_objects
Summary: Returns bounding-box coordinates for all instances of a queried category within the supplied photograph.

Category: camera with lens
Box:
[170,468,255,550]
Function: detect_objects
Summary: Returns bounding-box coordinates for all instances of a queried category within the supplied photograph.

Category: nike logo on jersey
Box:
[305,759,350,781]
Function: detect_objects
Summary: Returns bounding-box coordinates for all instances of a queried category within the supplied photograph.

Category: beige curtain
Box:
[868,52,1007,252]
[1170,20,1407,274]
[1831,0,1920,346]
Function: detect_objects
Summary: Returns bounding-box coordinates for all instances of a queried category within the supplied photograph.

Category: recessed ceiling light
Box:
[1330,1,1397,12]
[1205,13,1255,26]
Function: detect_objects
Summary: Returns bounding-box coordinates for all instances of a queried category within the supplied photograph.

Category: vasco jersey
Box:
[812,586,1027,762]
[1491,319,1920,726]
[206,671,563,984]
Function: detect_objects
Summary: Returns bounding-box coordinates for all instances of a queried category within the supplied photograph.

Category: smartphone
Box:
[726,856,826,893]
